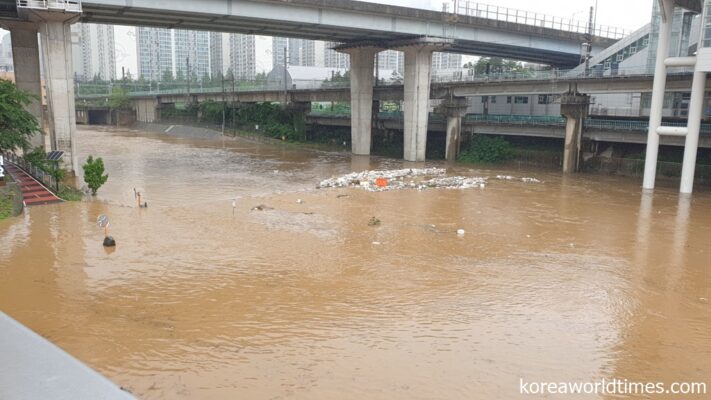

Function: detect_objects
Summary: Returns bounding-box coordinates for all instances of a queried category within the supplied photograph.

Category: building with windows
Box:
[324,42,350,69]
[136,27,173,81]
[174,30,210,81]
[229,33,256,80]
[272,37,316,67]
[72,23,116,81]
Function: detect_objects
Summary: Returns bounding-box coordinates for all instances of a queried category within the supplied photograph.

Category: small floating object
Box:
[375,178,388,188]
[479,183,486,189]
[372,241,381,245]
[457,229,465,236]
[296,199,304,204]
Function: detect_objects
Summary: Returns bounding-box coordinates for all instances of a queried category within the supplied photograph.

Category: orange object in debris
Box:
[375,178,388,187]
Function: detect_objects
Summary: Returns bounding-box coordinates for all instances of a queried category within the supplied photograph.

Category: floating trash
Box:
[457,229,466,236]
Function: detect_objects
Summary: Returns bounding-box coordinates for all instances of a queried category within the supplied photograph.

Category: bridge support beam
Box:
[6,24,44,149]
[560,94,590,173]
[437,97,469,162]
[40,17,80,172]
[401,45,436,162]
[341,47,379,155]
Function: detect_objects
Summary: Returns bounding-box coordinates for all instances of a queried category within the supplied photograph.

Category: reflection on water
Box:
[1,126,710,399]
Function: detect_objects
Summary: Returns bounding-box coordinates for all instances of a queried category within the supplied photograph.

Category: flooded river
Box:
[1,126,710,399]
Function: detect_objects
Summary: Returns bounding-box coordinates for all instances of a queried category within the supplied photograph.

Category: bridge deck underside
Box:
[76,0,593,66]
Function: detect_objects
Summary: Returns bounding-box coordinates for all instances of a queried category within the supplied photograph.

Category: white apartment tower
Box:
[72,23,116,81]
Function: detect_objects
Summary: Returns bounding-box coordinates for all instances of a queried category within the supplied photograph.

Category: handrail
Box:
[2,152,59,193]
[16,0,81,12]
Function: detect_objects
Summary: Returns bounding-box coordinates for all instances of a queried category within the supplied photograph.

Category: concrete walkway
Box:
[4,163,62,206]
[0,312,135,400]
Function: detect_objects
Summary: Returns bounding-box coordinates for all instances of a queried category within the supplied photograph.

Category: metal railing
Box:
[76,65,697,101]
[2,152,59,193]
[16,0,81,11]
[446,0,629,40]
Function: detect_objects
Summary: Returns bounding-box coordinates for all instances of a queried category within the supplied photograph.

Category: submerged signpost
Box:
[97,214,116,247]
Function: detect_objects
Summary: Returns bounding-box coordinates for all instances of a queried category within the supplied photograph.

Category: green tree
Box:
[82,155,108,195]
[0,79,41,153]
[108,86,131,109]
[162,69,174,82]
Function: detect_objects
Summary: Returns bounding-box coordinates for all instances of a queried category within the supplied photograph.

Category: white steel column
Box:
[679,71,707,194]
[642,0,675,190]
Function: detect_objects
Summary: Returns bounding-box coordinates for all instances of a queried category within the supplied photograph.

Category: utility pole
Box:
[283,46,288,105]
[186,57,191,99]
[583,6,594,75]
[221,73,226,135]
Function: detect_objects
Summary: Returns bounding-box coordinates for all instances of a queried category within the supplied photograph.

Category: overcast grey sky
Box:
[111,0,656,78]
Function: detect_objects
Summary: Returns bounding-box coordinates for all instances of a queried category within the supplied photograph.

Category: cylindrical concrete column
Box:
[643,0,675,190]
[344,47,378,155]
[560,94,590,173]
[39,19,78,172]
[445,116,462,162]
[9,25,44,149]
[438,96,468,162]
[402,46,434,162]
[680,71,706,194]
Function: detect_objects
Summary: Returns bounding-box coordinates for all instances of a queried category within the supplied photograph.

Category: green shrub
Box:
[82,155,108,196]
[458,135,514,164]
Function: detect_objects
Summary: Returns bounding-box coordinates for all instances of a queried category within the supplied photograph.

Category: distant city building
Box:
[229,33,256,80]
[323,42,350,69]
[0,32,13,72]
[432,52,462,71]
[378,50,402,75]
[71,23,116,81]
[174,29,210,80]
[272,37,287,67]
[136,27,173,81]
[209,32,224,78]
[273,37,316,67]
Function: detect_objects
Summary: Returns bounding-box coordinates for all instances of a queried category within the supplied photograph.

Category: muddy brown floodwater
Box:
[1,126,710,399]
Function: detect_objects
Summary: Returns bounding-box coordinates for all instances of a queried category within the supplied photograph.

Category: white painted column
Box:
[9,25,44,148]
[39,19,79,173]
[345,47,378,155]
[642,0,675,190]
[679,71,706,194]
[402,46,434,162]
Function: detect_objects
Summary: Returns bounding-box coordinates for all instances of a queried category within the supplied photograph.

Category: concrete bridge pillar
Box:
[400,45,436,162]
[437,97,469,162]
[340,47,379,155]
[4,23,44,149]
[560,94,590,173]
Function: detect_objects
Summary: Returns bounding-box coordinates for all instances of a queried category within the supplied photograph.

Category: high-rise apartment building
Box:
[431,52,462,71]
[174,29,210,80]
[273,37,316,67]
[209,32,224,78]
[229,33,256,80]
[72,23,116,81]
[136,27,173,81]
[323,42,350,69]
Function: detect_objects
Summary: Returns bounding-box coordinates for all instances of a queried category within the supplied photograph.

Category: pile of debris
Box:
[318,168,487,192]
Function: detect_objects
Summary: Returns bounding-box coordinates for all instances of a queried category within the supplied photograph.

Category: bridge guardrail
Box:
[76,65,696,101]
[16,0,81,12]
[445,0,629,39]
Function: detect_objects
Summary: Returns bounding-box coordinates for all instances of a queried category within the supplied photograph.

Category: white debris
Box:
[457,229,466,236]
[496,175,543,183]
[318,168,487,192]
[296,199,304,204]
[372,241,382,245]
